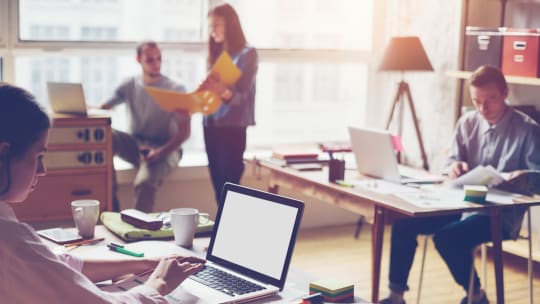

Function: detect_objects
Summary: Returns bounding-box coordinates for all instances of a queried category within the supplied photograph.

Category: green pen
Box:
[107,243,144,257]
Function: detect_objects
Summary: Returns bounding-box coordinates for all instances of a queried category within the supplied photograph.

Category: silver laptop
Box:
[47,82,88,115]
[348,126,443,184]
[173,183,304,304]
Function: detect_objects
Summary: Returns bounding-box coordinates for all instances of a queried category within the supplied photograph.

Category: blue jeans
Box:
[388,213,509,293]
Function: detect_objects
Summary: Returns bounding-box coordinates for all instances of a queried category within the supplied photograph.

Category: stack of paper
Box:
[309,280,354,303]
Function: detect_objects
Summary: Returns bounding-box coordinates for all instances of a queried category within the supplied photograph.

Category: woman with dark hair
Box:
[0,83,204,303]
[199,3,258,204]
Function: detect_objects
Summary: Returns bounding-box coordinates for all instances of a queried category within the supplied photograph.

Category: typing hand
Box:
[145,256,206,295]
[449,161,469,179]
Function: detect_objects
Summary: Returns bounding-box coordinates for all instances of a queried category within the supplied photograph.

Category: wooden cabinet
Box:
[12,114,113,222]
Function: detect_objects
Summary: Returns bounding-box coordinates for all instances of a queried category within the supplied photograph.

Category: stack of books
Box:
[309,280,355,303]
[270,147,328,166]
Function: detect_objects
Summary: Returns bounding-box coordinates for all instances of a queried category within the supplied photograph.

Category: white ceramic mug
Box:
[170,208,209,248]
[71,199,100,238]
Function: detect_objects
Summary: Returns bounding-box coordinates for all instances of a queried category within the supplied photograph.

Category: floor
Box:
[291,224,539,304]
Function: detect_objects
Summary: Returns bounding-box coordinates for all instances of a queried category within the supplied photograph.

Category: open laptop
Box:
[348,126,444,184]
[47,82,88,115]
[173,183,304,304]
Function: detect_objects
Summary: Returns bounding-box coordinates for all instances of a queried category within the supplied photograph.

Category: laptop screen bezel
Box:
[205,182,304,290]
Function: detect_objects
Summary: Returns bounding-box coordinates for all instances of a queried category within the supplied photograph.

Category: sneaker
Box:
[378,298,406,304]
[460,291,489,304]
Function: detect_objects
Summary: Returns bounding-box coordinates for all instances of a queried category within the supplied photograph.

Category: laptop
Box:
[173,183,304,304]
[47,82,88,115]
[348,126,444,184]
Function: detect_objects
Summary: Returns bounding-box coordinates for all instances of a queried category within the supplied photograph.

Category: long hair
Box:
[208,3,247,68]
[0,83,50,195]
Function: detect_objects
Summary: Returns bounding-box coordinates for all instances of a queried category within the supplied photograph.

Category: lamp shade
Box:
[379,36,433,72]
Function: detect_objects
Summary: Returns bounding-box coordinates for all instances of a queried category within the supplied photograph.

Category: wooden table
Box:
[248,159,540,304]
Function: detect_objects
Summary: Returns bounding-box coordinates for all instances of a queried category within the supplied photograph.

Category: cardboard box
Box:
[464,27,503,71]
[502,28,540,77]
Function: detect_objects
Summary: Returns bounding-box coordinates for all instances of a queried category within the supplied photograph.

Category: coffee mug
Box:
[170,208,209,248]
[71,199,100,238]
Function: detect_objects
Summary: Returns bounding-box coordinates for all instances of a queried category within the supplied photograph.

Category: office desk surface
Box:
[249,159,540,304]
[44,226,370,304]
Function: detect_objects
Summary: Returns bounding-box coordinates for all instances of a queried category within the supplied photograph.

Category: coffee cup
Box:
[71,199,100,238]
[170,208,210,248]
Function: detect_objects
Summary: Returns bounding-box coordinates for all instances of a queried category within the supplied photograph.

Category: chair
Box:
[416,209,533,304]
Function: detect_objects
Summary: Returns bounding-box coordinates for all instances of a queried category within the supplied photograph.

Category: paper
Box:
[393,188,470,209]
[486,188,523,205]
[449,165,506,188]
[145,51,241,115]
[351,179,421,195]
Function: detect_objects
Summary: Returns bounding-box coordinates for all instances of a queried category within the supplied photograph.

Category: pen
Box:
[64,237,105,248]
[107,243,144,257]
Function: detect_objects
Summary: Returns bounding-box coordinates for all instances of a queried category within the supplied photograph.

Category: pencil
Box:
[64,237,105,248]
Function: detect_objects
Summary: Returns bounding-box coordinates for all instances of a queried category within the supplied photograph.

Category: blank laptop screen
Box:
[210,190,299,280]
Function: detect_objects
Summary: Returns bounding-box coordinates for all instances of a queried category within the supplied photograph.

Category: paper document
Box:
[145,51,241,114]
[449,165,505,188]
[393,188,470,209]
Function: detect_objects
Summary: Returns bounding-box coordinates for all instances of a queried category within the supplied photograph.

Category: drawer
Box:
[12,173,108,222]
[44,150,108,169]
[48,126,108,145]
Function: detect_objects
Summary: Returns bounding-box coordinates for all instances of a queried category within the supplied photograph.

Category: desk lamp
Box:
[379,36,433,170]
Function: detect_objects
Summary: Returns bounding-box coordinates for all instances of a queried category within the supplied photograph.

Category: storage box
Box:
[502,28,540,77]
[464,27,503,71]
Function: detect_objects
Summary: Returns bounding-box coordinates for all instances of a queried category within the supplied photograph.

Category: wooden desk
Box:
[44,226,369,303]
[249,159,540,304]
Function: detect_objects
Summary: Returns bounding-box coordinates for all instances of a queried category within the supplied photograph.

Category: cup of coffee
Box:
[71,199,100,238]
[170,208,210,248]
[328,158,345,182]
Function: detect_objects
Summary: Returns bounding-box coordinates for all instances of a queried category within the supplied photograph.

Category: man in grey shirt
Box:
[101,41,190,212]
[378,65,539,304]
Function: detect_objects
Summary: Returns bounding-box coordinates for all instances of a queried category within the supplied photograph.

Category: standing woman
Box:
[200,3,258,204]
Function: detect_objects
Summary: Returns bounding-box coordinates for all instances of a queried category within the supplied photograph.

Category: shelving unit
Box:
[454,0,540,264]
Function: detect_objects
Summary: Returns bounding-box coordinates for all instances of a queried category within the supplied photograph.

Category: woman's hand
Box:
[145,256,206,295]
[199,73,232,101]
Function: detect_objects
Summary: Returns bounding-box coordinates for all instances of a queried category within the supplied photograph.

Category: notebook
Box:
[348,126,444,184]
[171,182,304,303]
[47,82,88,115]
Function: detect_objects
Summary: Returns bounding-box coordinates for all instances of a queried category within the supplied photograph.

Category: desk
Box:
[249,159,540,304]
[45,226,369,303]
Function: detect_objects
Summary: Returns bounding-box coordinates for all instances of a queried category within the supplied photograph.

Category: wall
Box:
[367,0,463,172]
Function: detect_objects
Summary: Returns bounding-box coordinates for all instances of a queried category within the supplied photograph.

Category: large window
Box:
[4,0,373,151]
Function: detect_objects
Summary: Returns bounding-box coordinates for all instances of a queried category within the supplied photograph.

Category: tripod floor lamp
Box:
[379,36,433,171]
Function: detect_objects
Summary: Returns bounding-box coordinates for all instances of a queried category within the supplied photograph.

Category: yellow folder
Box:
[145,51,242,115]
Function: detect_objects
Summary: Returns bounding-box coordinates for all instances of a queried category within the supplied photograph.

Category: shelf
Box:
[447,70,540,86]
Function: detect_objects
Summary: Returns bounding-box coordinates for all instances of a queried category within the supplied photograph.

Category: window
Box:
[7,0,373,151]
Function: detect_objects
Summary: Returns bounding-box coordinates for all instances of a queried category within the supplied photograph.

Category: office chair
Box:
[416,208,533,304]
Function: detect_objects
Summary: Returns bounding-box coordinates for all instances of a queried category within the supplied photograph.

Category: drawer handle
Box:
[71,189,92,196]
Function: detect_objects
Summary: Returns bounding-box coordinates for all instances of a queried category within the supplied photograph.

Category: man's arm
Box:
[145,112,190,164]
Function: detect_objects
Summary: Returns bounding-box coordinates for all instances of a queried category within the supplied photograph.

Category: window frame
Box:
[2,0,374,148]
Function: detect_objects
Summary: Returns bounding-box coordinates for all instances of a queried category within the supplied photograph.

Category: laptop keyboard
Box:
[190,265,266,296]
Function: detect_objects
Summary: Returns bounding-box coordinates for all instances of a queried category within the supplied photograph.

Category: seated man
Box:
[379,65,540,304]
[101,41,190,212]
